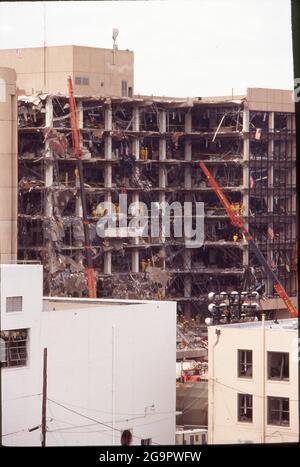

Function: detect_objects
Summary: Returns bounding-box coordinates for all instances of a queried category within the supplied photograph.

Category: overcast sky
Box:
[0,0,294,97]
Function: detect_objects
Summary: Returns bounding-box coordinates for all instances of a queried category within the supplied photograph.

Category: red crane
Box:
[68,77,97,298]
[199,162,298,318]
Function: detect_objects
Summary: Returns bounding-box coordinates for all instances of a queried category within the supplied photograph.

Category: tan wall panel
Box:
[0,67,17,263]
[0,121,12,154]
[0,155,13,187]
[0,46,134,96]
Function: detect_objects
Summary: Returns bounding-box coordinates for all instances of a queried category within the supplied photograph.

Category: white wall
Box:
[208,321,299,444]
[1,264,44,446]
[1,265,176,446]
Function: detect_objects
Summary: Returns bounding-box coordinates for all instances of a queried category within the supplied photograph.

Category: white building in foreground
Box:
[208,318,299,444]
[0,264,176,446]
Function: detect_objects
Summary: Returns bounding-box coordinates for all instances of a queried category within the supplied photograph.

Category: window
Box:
[238,394,253,422]
[75,76,89,86]
[238,349,252,377]
[0,329,28,368]
[121,80,128,97]
[128,86,133,97]
[268,352,289,380]
[6,296,23,312]
[268,397,289,426]
[141,438,152,445]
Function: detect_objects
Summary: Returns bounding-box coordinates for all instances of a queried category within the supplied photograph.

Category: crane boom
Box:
[68,77,97,298]
[199,162,298,318]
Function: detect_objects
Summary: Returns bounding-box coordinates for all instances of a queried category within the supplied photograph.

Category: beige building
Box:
[0,45,134,97]
[208,318,298,444]
[0,67,17,263]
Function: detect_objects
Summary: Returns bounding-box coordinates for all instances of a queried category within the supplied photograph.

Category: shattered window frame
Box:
[238,349,253,378]
[267,351,289,381]
[237,393,253,423]
[267,396,290,426]
[0,328,29,368]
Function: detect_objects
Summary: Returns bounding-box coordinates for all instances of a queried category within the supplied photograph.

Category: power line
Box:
[48,398,122,432]
[211,377,299,401]
[48,395,175,417]
[2,428,28,437]
[4,393,41,401]
[48,398,161,445]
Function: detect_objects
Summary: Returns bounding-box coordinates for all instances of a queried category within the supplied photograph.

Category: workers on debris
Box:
[95,203,109,218]
[231,203,245,216]
[140,258,154,272]
[140,146,149,160]
[140,259,147,272]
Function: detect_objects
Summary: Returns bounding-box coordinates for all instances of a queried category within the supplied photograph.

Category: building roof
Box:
[43,296,173,310]
[215,318,298,331]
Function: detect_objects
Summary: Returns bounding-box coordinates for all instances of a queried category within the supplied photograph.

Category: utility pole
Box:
[262,314,266,443]
[41,348,47,447]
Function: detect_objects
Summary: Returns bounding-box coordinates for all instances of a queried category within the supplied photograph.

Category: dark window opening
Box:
[141,438,152,445]
[121,80,128,97]
[268,397,289,426]
[128,86,133,97]
[268,352,289,380]
[238,393,253,422]
[75,76,89,86]
[238,349,253,377]
[0,329,28,368]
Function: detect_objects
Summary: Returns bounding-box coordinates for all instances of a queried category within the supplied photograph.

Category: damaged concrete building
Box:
[0,46,297,319]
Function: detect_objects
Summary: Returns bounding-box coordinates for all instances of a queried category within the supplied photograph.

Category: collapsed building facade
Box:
[16,88,297,317]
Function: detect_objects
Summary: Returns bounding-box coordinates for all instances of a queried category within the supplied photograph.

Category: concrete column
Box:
[287,113,297,294]
[266,112,274,294]
[75,100,83,218]
[131,107,140,273]
[184,109,192,188]
[184,109,192,317]
[44,96,54,294]
[242,104,250,266]
[267,112,274,212]
[0,67,17,263]
[104,105,112,274]
[45,96,53,217]
[184,249,192,320]
[159,110,167,190]
[131,107,140,158]
[159,110,166,247]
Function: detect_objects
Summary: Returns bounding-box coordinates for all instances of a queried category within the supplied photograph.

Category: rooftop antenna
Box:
[112,28,119,65]
[112,28,119,50]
